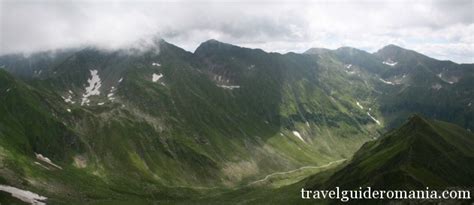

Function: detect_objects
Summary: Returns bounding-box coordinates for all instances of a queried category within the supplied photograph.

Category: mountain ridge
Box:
[0,39,473,204]
[315,114,474,190]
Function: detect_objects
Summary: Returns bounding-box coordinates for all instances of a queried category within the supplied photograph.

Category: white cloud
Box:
[0,0,472,63]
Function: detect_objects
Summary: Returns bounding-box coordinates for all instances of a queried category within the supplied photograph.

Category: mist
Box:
[1,0,473,63]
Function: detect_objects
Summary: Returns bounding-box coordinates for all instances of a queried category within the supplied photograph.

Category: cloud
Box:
[0,0,472,63]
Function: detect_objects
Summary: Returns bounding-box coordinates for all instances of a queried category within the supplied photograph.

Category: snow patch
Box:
[66,109,71,113]
[62,95,75,104]
[382,59,398,67]
[437,73,458,84]
[152,62,161,67]
[34,162,50,170]
[107,87,116,102]
[345,64,352,69]
[356,101,364,109]
[34,70,43,76]
[217,85,240,90]
[81,70,102,106]
[35,153,62,170]
[97,102,104,106]
[0,185,47,205]
[118,78,123,83]
[292,131,305,143]
[152,73,163,82]
[367,112,381,125]
[379,78,396,85]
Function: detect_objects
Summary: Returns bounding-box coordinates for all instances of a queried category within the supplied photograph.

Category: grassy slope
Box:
[0,41,380,204]
[1,41,472,204]
[321,115,474,190]
[193,115,474,205]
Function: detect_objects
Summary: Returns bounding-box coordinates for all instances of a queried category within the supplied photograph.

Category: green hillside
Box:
[321,114,474,189]
[174,115,474,204]
[0,40,473,204]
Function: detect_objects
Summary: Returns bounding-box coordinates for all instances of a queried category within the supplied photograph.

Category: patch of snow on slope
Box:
[152,62,161,67]
[35,153,62,170]
[0,185,47,205]
[356,101,364,109]
[292,131,305,143]
[81,70,102,106]
[382,59,398,66]
[34,162,50,170]
[345,64,352,69]
[107,87,116,102]
[152,73,163,82]
[217,85,240,90]
[379,78,395,85]
[118,78,123,83]
[97,102,104,106]
[62,95,75,104]
[367,112,381,125]
[437,73,458,84]
[66,109,71,113]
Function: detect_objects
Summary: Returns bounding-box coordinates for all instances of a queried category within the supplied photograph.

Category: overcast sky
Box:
[0,0,473,63]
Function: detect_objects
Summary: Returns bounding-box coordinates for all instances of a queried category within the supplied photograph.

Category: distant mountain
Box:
[303,47,332,55]
[304,44,474,130]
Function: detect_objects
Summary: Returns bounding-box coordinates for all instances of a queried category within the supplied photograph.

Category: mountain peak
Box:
[381,44,404,50]
[304,47,332,55]
[204,38,221,43]
[398,114,439,140]
[194,39,241,55]
[198,39,235,47]
[335,46,373,56]
[375,44,408,56]
[407,114,429,126]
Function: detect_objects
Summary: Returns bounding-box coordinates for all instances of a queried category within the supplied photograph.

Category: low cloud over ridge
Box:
[0,0,473,63]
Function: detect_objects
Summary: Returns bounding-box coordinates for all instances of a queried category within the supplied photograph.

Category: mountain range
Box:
[0,39,472,204]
